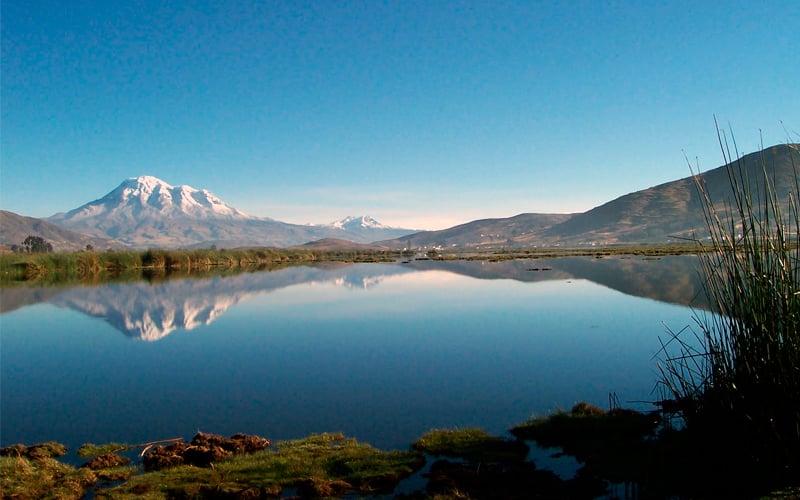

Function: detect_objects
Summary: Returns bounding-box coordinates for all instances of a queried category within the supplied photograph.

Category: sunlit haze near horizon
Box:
[2,1,798,230]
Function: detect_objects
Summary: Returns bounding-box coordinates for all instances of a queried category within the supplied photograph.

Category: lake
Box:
[0,255,703,460]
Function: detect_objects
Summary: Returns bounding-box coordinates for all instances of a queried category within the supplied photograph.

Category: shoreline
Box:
[3,402,798,499]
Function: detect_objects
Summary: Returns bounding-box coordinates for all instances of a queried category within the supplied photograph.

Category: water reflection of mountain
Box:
[52,279,250,341]
[0,255,705,341]
[0,264,414,341]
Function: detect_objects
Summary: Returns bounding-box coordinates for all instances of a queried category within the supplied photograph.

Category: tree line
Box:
[11,235,54,254]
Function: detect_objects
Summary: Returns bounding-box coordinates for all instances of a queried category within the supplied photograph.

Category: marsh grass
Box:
[412,428,529,463]
[658,130,800,480]
[77,442,132,458]
[0,250,142,282]
[0,247,405,284]
[0,455,97,499]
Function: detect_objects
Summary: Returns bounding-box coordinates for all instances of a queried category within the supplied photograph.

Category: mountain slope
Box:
[377,143,799,249]
[527,143,800,245]
[294,238,390,250]
[377,213,575,249]
[0,210,123,252]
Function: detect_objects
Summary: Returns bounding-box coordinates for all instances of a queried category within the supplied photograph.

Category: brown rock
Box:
[228,432,272,453]
[81,452,131,470]
[190,432,271,454]
[143,442,189,471]
[191,431,228,449]
[183,444,232,467]
[143,432,271,471]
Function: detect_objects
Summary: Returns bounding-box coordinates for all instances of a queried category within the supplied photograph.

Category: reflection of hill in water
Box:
[412,255,705,309]
[1,256,704,341]
[0,286,67,314]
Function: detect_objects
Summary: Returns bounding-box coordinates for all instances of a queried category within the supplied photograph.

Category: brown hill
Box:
[527,143,800,245]
[379,143,799,249]
[295,238,390,250]
[0,210,124,252]
[377,213,575,249]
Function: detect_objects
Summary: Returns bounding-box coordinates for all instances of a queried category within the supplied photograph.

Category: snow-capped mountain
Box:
[329,215,391,230]
[322,215,415,241]
[48,175,276,247]
[52,175,253,223]
[46,176,418,248]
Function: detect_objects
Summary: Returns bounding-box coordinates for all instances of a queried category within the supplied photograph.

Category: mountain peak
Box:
[123,175,174,189]
[50,176,253,235]
[329,215,390,230]
[112,176,174,204]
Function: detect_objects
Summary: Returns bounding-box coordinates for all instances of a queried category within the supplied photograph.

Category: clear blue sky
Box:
[2,1,798,230]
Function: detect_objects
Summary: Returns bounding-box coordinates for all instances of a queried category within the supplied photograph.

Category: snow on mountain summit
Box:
[59,175,252,222]
[329,215,391,230]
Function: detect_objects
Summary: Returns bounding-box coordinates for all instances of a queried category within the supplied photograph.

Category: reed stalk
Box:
[658,126,800,475]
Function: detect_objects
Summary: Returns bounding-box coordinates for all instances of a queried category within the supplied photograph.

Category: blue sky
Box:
[2,1,798,230]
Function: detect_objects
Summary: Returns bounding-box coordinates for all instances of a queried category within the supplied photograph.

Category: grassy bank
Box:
[0,247,408,284]
[0,243,702,285]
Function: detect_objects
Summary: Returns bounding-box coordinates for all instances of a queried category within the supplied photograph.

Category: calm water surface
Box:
[0,256,701,456]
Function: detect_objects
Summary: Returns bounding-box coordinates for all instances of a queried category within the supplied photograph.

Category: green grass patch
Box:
[0,455,97,500]
[77,442,132,458]
[412,428,529,463]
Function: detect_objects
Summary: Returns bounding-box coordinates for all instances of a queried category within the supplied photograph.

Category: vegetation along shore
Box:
[0,243,703,285]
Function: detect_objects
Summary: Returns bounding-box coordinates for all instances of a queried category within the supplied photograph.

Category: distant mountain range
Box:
[377,143,800,249]
[1,144,798,250]
[40,176,415,249]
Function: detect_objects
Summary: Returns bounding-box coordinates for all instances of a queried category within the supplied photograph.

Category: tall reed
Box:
[659,128,800,474]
